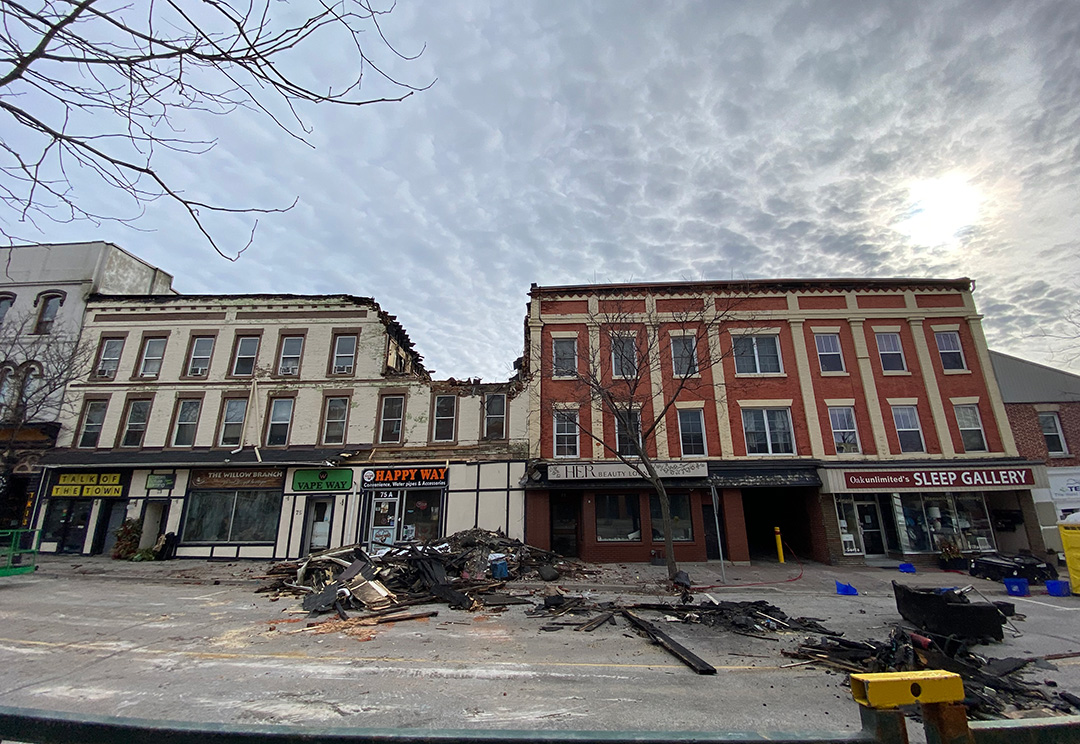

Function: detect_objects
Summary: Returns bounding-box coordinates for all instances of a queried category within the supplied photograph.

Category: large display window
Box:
[649,493,693,541]
[596,494,641,542]
[184,490,281,543]
[892,492,995,553]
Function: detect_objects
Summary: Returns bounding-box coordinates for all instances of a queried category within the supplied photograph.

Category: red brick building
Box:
[523,279,1046,566]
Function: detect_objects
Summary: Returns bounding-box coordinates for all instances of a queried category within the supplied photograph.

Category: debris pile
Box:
[893,582,1008,643]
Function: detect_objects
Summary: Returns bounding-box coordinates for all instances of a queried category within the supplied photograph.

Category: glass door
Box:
[856,501,886,555]
[304,498,332,553]
[368,496,399,553]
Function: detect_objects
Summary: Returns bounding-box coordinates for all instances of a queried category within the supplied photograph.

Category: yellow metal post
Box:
[774,526,784,564]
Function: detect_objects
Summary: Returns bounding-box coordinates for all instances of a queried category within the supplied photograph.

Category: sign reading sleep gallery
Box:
[843,467,1035,491]
[548,461,708,480]
[292,468,354,492]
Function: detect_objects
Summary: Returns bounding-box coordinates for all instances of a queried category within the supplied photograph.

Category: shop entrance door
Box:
[856,501,886,556]
[304,498,333,554]
[43,499,94,554]
[369,497,399,552]
[550,493,579,557]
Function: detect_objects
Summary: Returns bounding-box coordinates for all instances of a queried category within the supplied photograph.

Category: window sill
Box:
[882,370,912,376]
[820,371,849,377]
[551,374,577,380]
[734,372,786,378]
[1049,453,1072,459]
[943,369,972,375]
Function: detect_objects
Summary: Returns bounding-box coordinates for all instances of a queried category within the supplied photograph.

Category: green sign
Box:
[292,468,353,492]
[146,474,176,490]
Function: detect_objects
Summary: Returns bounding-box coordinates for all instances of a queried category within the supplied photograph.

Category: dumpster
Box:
[1058,520,1080,596]
[0,529,39,577]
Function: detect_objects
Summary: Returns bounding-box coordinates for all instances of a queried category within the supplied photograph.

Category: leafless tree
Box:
[0,1,431,258]
[546,292,747,580]
[0,308,94,525]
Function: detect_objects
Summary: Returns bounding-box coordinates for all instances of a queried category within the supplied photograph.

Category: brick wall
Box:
[1005,402,1080,467]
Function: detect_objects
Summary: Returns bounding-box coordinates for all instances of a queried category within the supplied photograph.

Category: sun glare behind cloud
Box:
[895,173,982,248]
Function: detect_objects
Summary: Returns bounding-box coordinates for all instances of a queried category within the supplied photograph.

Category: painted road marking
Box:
[1011,597,1080,610]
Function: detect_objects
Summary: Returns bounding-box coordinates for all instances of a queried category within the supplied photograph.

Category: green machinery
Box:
[0,529,39,577]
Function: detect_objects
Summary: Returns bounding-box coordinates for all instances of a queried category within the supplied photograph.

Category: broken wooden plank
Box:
[621,609,716,675]
[576,611,615,632]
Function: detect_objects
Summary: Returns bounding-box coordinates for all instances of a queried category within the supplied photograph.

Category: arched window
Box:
[0,364,16,423]
[33,291,65,334]
[0,293,14,324]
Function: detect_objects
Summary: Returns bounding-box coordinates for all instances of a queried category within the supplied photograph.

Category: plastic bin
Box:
[1003,577,1029,597]
[1059,522,1080,595]
[1046,579,1070,597]
[490,559,509,580]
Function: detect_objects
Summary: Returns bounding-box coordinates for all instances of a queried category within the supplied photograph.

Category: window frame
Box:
[935,331,967,371]
[229,334,261,377]
[431,394,457,442]
[553,409,579,458]
[876,332,907,372]
[377,394,406,444]
[828,406,861,455]
[118,397,153,448]
[183,335,216,378]
[0,293,14,324]
[954,404,987,452]
[169,397,202,448]
[264,396,295,447]
[677,408,707,457]
[276,334,305,377]
[321,395,350,446]
[329,333,358,376]
[1039,412,1068,455]
[552,337,577,377]
[815,333,845,373]
[671,335,699,377]
[33,292,64,335]
[892,405,926,453]
[217,397,249,448]
[733,334,783,375]
[610,333,638,379]
[615,409,642,457]
[741,407,796,455]
[93,336,126,380]
[136,336,168,379]
[483,393,507,440]
[76,398,109,449]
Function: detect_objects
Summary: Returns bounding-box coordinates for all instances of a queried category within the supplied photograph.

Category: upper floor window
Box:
[0,294,14,324]
[734,335,781,374]
[1039,412,1068,455]
[322,397,349,445]
[615,410,642,456]
[611,334,637,378]
[171,399,201,447]
[218,398,248,447]
[828,407,860,454]
[331,334,357,375]
[34,293,62,334]
[432,394,456,441]
[278,336,303,376]
[892,405,925,453]
[77,399,108,448]
[552,338,577,377]
[379,395,405,443]
[876,333,906,372]
[678,409,706,456]
[935,331,966,370]
[231,336,260,376]
[94,338,124,379]
[954,404,987,452]
[554,409,579,457]
[265,398,294,446]
[742,408,794,454]
[815,334,844,372]
[186,336,214,377]
[120,399,152,447]
[484,393,506,440]
[671,336,698,377]
[138,337,167,378]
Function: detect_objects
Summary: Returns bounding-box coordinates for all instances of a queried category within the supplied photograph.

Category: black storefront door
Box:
[550,493,580,557]
[43,499,94,554]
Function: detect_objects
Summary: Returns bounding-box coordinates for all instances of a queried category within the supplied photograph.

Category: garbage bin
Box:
[1058,521,1080,596]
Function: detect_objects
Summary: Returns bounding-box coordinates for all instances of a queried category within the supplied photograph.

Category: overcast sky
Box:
[13,1,1080,381]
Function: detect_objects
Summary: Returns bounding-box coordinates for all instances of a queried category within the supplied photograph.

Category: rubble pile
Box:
[628,598,840,637]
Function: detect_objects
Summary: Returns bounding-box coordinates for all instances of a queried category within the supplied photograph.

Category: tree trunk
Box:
[640,456,679,579]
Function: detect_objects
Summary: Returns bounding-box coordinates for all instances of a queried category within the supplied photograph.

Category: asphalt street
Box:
[0,558,1078,737]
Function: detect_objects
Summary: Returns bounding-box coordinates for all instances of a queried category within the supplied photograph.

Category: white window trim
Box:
[610,334,638,379]
[1039,411,1069,455]
[614,409,642,457]
[553,408,580,458]
[138,337,166,378]
[954,404,987,452]
[891,405,925,453]
[814,333,845,373]
[378,395,405,444]
[551,337,577,378]
[740,407,796,456]
[875,332,907,373]
[266,397,294,446]
[934,330,967,371]
[321,396,349,446]
[670,334,699,377]
[677,408,708,457]
[171,399,201,447]
[827,406,861,455]
[733,334,784,376]
[432,394,457,442]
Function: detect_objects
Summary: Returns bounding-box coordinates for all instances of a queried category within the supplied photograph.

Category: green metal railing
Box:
[0,528,39,577]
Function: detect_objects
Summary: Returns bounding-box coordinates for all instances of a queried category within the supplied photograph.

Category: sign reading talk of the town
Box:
[843,468,1035,491]
[292,468,354,492]
[50,472,126,498]
[362,467,448,490]
[189,469,285,490]
[548,461,708,481]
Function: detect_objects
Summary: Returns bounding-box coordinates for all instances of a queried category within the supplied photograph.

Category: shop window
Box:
[876,333,906,372]
[891,406,925,453]
[835,499,863,554]
[742,408,794,454]
[0,294,13,324]
[403,491,441,542]
[218,399,248,447]
[432,395,456,441]
[913,493,995,553]
[278,336,303,376]
[120,399,152,447]
[186,336,214,377]
[231,336,260,376]
[379,395,405,443]
[1039,412,1068,455]
[34,293,63,334]
[678,409,706,456]
[183,489,280,542]
[615,410,641,456]
[94,338,124,379]
[734,334,781,374]
[554,409,578,457]
[552,337,576,377]
[611,334,637,378]
[896,494,933,552]
[77,399,108,448]
[954,404,987,452]
[671,336,698,376]
[265,398,294,446]
[484,394,506,440]
[331,334,357,375]
[828,407,860,454]
[935,331,966,370]
[815,334,844,372]
[322,397,349,445]
[596,494,641,541]
[649,493,693,541]
[171,399,201,447]
[138,337,167,378]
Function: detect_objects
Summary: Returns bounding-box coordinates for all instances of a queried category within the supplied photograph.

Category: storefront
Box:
[819,463,1046,563]
[37,470,132,555]
[280,467,361,557]
[1048,467,1080,520]
[359,465,448,552]
[176,468,286,559]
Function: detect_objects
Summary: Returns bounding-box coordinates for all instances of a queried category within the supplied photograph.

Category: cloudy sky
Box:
[7,1,1080,380]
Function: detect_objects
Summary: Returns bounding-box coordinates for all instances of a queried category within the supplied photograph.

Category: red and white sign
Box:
[843,468,1034,491]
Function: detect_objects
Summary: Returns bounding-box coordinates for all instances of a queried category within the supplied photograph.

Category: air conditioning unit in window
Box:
[95,367,115,379]
[189,366,208,376]
[836,443,860,454]
[279,364,298,376]
[334,365,352,374]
